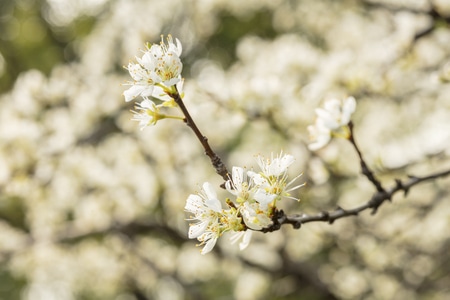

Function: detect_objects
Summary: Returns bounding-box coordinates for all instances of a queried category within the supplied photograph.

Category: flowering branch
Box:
[263,168,450,231]
[122,37,448,255]
[168,87,229,181]
[122,35,229,181]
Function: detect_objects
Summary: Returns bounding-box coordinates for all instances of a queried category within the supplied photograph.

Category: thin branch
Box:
[239,250,339,300]
[362,0,450,42]
[413,6,450,41]
[262,167,450,231]
[169,87,229,181]
[348,121,385,192]
[58,221,187,244]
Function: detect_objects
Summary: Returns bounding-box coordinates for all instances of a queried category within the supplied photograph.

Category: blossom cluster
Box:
[185,152,304,254]
[123,36,358,255]
[123,35,184,129]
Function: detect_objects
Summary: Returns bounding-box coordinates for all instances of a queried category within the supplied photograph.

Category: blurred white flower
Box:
[307,118,332,151]
[308,96,356,150]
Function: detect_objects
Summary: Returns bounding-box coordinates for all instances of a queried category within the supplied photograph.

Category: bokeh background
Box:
[1,0,450,299]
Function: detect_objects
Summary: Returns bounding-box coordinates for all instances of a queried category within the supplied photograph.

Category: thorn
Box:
[387,194,392,202]
[400,178,411,196]
[335,206,345,213]
[371,206,378,215]
[321,211,330,219]
[404,188,410,197]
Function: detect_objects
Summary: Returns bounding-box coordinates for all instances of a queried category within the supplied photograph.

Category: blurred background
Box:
[1,0,450,299]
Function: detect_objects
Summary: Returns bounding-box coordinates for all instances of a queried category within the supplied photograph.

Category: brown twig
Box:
[348,121,385,192]
[262,168,450,231]
[168,87,229,181]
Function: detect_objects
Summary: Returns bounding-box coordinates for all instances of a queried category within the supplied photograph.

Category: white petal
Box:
[344,96,356,113]
[202,182,217,199]
[308,121,331,151]
[185,194,203,214]
[188,221,208,239]
[230,231,245,245]
[254,189,276,210]
[200,235,218,255]
[127,62,145,81]
[202,182,222,212]
[250,173,268,186]
[138,51,155,70]
[162,77,181,87]
[150,44,163,57]
[308,134,331,151]
[206,199,222,213]
[225,180,234,194]
[341,96,356,124]
[139,98,155,109]
[140,86,155,98]
[175,38,183,56]
[123,85,143,102]
[323,98,341,113]
[316,108,339,129]
[269,154,294,176]
[280,154,295,167]
[241,203,264,230]
[232,167,244,185]
[239,231,252,250]
[123,85,154,102]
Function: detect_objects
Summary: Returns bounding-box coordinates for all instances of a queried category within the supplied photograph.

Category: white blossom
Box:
[187,153,303,254]
[185,182,223,254]
[307,118,332,151]
[123,35,183,102]
[225,166,255,203]
[249,152,303,205]
[255,152,295,177]
[196,230,220,255]
[240,202,273,230]
[149,35,183,87]
[308,96,356,150]
[123,62,160,102]
[131,99,162,130]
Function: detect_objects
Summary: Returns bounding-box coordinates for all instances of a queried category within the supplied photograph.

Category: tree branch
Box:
[58,221,187,244]
[169,87,229,182]
[348,121,385,192]
[262,167,450,231]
